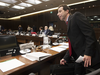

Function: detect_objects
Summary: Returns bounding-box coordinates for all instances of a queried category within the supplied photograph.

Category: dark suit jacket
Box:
[63,12,100,67]
[18,27,23,33]
[44,29,50,36]
[40,30,44,34]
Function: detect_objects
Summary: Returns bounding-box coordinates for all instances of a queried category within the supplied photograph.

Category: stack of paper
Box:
[0,59,25,72]
[50,45,68,52]
[59,43,69,46]
[22,52,52,61]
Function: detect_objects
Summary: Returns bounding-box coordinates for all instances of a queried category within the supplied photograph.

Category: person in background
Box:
[27,25,31,32]
[49,25,54,36]
[57,4,100,75]
[18,25,23,33]
[44,26,50,36]
[39,26,43,34]
[8,29,12,33]
[0,25,4,33]
[30,28,33,32]
[3,29,7,34]
[33,25,37,32]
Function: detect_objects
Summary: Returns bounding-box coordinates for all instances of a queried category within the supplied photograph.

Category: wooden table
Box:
[16,35,57,45]
[0,46,68,75]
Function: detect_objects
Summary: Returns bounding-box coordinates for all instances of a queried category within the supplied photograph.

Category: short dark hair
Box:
[39,27,43,30]
[58,4,71,13]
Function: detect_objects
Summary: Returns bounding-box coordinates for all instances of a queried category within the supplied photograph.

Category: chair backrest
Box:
[85,68,100,75]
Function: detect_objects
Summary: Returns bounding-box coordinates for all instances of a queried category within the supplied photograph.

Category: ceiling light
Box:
[0,2,10,6]
[12,5,25,9]
[42,0,49,2]
[88,0,96,1]
[18,3,32,7]
[26,0,42,5]
[68,0,96,6]
[0,0,17,4]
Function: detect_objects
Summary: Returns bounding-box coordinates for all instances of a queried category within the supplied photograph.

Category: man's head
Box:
[57,4,70,21]
[19,25,21,27]
[44,26,48,30]
[39,27,43,30]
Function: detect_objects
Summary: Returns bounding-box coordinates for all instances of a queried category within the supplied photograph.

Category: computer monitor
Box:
[0,35,20,57]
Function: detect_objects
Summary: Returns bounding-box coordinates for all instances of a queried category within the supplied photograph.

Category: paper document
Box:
[22,52,51,61]
[0,58,25,72]
[21,55,37,61]
[75,55,84,63]
[57,46,68,49]
[59,43,69,46]
[50,46,68,52]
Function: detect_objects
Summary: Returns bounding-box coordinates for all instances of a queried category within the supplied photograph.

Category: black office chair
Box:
[85,68,100,75]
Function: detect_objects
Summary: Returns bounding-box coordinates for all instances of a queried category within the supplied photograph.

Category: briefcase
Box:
[50,63,75,75]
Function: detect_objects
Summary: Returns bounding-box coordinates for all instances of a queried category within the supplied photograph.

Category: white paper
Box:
[22,52,51,61]
[75,55,84,63]
[42,45,51,49]
[21,55,37,61]
[43,37,49,44]
[0,59,25,72]
[57,46,68,49]
[50,46,67,52]
[59,43,69,46]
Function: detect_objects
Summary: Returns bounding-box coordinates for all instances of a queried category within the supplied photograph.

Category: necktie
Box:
[66,21,68,25]
[68,38,72,56]
[66,21,72,56]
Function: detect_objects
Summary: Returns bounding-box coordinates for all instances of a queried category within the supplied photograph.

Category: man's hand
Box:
[83,55,91,67]
[60,59,66,65]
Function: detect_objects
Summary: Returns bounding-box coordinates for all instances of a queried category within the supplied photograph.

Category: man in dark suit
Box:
[39,26,43,34]
[57,4,100,75]
[33,25,37,32]
[44,26,50,36]
[18,25,23,33]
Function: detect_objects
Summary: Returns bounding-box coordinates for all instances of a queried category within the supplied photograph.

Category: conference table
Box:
[0,45,68,75]
[16,35,57,45]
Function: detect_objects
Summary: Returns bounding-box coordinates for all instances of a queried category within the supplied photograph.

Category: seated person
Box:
[18,25,23,33]
[39,27,43,34]
[30,28,33,32]
[8,29,12,33]
[49,25,54,36]
[30,28,37,35]
[44,26,50,36]
[3,29,7,34]
[27,25,31,32]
